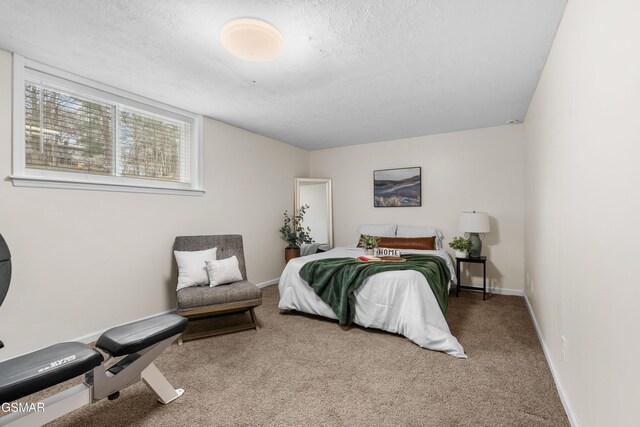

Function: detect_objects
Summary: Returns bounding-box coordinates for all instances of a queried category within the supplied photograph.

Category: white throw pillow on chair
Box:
[174,247,217,291]
[206,256,243,287]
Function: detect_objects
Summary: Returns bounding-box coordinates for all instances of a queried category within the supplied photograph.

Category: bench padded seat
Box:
[96,314,187,357]
[177,280,261,310]
[0,342,103,404]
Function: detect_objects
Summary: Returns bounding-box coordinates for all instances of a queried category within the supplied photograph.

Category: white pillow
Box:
[353,224,397,246]
[396,225,444,250]
[174,247,217,291]
[206,256,243,287]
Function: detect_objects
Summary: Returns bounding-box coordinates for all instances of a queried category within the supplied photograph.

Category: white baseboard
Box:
[458,286,524,296]
[72,308,176,345]
[524,293,579,427]
[74,280,279,345]
[4,280,279,361]
[489,287,523,296]
[256,278,279,288]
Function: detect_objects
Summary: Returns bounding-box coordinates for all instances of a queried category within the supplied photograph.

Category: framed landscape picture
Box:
[373,167,422,207]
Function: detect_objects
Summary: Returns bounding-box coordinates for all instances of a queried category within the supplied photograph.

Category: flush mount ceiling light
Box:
[221,18,284,61]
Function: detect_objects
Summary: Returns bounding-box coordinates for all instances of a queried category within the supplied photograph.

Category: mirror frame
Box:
[294,178,333,248]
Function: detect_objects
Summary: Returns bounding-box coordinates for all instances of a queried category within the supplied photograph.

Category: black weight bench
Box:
[0,314,187,426]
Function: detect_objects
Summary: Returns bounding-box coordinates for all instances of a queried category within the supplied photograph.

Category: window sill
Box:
[10,175,205,196]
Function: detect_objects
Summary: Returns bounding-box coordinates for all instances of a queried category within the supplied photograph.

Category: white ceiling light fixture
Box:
[221,18,284,62]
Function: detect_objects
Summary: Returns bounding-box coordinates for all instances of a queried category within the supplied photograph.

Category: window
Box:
[12,55,203,195]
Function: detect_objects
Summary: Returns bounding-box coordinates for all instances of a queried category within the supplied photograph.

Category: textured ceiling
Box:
[0,0,566,150]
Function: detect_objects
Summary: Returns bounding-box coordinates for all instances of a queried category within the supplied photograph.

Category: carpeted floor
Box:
[17,285,568,426]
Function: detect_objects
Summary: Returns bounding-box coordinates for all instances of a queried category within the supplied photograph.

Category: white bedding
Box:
[278,247,466,358]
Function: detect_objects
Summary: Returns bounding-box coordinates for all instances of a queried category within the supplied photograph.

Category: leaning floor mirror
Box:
[294,178,333,255]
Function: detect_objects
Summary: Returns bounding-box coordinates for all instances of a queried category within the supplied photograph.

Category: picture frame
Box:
[373,167,421,207]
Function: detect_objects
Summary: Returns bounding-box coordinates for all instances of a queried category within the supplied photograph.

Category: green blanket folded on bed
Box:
[299,254,451,326]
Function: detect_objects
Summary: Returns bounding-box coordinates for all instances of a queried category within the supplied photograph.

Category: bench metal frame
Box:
[0,334,183,426]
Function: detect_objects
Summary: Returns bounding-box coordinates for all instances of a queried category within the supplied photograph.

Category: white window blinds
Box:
[13,55,203,195]
[118,107,191,182]
[25,82,114,175]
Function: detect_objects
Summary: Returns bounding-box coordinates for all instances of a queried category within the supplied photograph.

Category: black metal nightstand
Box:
[455,256,487,300]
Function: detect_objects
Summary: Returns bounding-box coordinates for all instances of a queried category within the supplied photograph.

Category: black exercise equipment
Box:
[0,233,10,317]
[0,233,187,426]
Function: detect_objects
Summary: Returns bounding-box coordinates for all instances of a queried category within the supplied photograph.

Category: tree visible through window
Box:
[25,83,113,174]
[24,82,191,183]
[14,56,203,194]
[119,108,189,181]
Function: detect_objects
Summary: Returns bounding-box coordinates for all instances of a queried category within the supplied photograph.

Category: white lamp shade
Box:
[459,211,490,233]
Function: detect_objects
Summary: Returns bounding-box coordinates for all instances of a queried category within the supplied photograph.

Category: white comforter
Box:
[278,247,466,358]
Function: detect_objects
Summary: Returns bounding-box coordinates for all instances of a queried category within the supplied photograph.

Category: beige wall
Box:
[523,0,640,425]
[310,125,525,293]
[0,49,309,360]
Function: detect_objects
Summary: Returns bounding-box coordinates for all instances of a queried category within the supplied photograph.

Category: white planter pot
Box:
[365,248,375,256]
[455,250,468,258]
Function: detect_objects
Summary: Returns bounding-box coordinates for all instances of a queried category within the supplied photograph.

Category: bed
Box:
[278,224,466,358]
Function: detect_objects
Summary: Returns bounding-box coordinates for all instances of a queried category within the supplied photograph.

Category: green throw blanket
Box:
[299,254,451,326]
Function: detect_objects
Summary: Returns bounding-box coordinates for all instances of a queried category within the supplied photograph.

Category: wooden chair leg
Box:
[177,335,183,346]
[249,308,258,330]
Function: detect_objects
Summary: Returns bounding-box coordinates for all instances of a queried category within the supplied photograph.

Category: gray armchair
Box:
[174,235,262,343]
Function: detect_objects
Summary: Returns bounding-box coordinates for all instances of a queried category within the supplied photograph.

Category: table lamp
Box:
[459,211,490,257]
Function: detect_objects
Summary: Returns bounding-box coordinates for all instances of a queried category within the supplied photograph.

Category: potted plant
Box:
[449,236,472,258]
[359,235,380,256]
[280,204,314,262]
